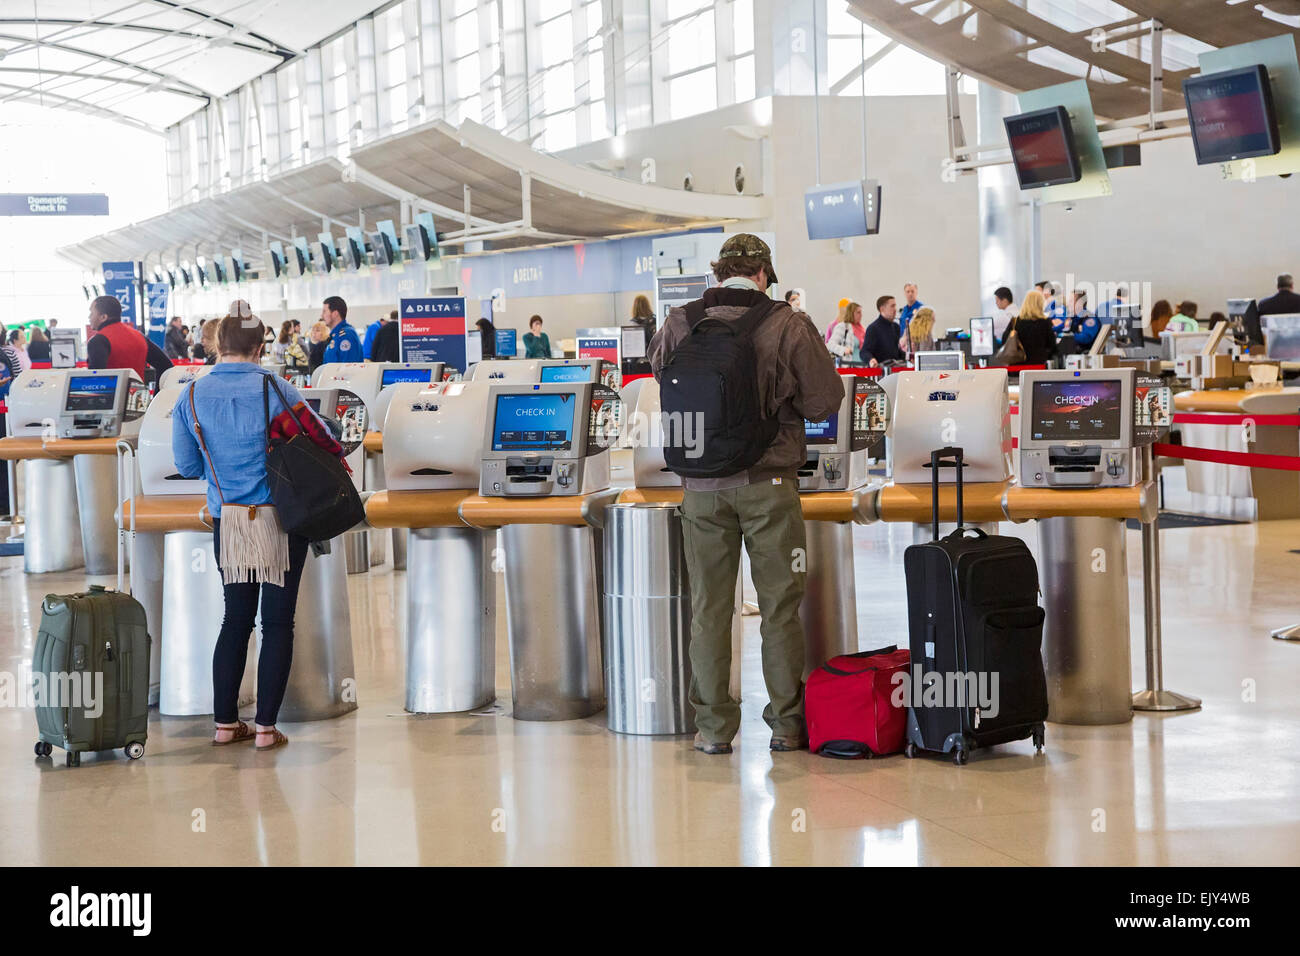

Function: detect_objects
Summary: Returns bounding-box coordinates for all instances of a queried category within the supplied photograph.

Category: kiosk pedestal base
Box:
[1039,516,1133,725]
[24,459,82,573]
[366,454,388,566]
[73,454,119,576]
[503,523,604,721]
[392,529,408,570]
[344,529,369,574]
[279,541,357,721]
[603,503,693,735]
[800,520,859,678]
[405,527,495,713]
[130,531,165,707]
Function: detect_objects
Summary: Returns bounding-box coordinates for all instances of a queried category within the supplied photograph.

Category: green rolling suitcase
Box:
[32,585,151,767]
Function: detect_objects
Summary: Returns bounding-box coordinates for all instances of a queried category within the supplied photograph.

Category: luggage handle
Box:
[925,447,966,541]
[819,645,899,676]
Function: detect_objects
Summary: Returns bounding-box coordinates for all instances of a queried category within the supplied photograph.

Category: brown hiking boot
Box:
[769,734,807,752]
[693,732,733,755]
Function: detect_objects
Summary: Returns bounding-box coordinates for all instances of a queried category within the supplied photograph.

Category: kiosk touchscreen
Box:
[471,358,608,386]
[1017,368,1138,488]
[479,383,613,497]
[56,369,149,439]
[913,351,966,371]
[797,376,885,492]
[890,369,1011,483]
[383,382,492,490]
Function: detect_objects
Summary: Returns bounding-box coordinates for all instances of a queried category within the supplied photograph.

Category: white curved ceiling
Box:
[0,0,389,133]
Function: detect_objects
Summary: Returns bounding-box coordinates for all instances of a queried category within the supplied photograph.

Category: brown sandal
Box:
[255,728,289,752]
[212,721,254,746]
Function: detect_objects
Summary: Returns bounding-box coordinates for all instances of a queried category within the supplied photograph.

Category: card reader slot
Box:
[505,457,554,482]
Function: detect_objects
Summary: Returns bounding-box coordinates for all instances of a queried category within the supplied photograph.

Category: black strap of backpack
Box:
[684,296,780,335]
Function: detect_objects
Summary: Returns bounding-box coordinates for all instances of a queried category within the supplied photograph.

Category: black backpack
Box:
[660,295,780,479]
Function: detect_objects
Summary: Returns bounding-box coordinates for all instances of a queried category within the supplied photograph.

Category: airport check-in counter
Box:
[0,368,148,574]
[314,361,446,568]
[126,378,358,721]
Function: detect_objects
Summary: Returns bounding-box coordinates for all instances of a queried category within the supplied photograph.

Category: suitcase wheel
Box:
[904,742,918,759]
[125,742,145,760]
[952,744,969,766]
[33,741,52,758]
[1033,725,1045,754]
[65,752,81,767]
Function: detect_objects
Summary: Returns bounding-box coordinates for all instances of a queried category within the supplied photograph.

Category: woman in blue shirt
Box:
[172,307,345,751]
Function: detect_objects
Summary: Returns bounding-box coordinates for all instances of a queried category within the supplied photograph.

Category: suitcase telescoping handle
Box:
[929,446,964,541]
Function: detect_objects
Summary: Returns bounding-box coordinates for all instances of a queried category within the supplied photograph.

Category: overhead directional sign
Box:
[0,193,109,216]
[804,180,882,240]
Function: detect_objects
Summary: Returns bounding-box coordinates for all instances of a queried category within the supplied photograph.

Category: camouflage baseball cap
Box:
[717,233,779,285]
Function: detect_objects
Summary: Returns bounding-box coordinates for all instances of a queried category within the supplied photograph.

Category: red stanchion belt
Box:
[1172,413,1300,427]
[1154,442,1300,472]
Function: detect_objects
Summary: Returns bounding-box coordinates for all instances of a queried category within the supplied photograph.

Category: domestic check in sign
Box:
[400,296,468,370]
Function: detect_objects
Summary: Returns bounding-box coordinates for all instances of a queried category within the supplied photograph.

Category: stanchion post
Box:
[1132,445,1202,713]
[5,459,19,541]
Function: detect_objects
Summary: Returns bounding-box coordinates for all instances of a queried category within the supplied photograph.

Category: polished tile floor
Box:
[2,472,1298,866]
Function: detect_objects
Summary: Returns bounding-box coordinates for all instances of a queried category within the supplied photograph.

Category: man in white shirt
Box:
[992,286,1017,341]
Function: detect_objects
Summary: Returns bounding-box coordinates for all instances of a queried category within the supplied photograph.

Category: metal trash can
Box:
[602,502,694,735]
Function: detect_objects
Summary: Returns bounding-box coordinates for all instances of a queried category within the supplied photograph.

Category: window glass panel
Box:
[666,10,715,75]
[733,0,754,55]
[588,48,605,101]
[734,52,755,102]
[590,99,608,141]
[669,68,717,119]
[540,14,573,67]
[457,52,480,95]
[544,110,576,151]
[543,62,576,111]
[453,11,478,56]
[667,0,710,19]
[538,0,571,20]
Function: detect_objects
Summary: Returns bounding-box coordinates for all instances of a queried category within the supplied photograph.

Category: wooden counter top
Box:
[869,481,1011,524]
[364,490,474,529]
[458,490,619,529]
[119,496,212,533]
[363,431,384,454]
[0,437,58,461]
[1003,482,1155,523]
[0,436,126,460]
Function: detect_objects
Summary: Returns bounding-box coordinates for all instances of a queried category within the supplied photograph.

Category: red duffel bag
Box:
[805,645,911,758]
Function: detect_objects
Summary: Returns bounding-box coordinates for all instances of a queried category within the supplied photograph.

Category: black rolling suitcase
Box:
[902,447,1047,765]
[32,585,150,767]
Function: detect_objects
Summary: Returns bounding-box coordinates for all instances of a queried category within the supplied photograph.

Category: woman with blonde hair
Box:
[997,289,1058,365]
[827,300,866,359]
[306,320,330,374]
[902,307,936,356]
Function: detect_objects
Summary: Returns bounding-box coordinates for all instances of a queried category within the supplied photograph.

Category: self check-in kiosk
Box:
[383,382,491,491]
[299,385,369,572]
[124,376,357,719]
[470,358,617,389]
[476,382,618,720]
[157,363,213,392]
[890,369,1012,486]
[798,376,884,493]
[1018,368,1138,488]
[1,368,148,575]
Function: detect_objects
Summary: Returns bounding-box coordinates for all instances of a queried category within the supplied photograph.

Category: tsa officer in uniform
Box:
[321,295,362,363]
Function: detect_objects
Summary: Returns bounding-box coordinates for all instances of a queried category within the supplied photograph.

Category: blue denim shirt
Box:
[171,363,317,517]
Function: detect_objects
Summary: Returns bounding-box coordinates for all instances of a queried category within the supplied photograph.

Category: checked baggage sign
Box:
[400,296,469,370]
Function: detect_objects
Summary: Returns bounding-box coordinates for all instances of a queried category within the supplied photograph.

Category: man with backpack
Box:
[649,234,843,755]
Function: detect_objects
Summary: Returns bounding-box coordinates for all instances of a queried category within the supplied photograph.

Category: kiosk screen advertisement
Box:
[588,385,622,451]
[399,296,468,370]
[804,415,839,446]
[1134,373,1172,445]
[970,317,995,357]
[1003,106,1083,189]
[495,328,518,357]
[492,392,576,451]
[1030,379,1123,441]
[851,377,888,451]
[65,376,117,412]
[1184,65,1281,165]
[380,367,434,387]
[331,390,367,455]
[576,331,619,366]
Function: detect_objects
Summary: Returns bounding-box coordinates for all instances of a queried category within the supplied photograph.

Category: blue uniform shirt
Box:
[1073,313,1102,348]
[362,320,382,359]
[323,320,362,364]
[899,300,924,324]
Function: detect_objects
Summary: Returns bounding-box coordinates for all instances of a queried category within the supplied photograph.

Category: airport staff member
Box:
[370,309,400,362]
[859,295,905,366]
[362,313,389,359]
[899,282,924,324]
[1258,273,1300,317]
[992,287,1017,342]
[320,295,362,364]
[649,234,842,756]
[86,295,172,378]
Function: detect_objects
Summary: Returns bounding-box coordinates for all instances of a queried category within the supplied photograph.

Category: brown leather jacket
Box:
[649,286,844,491]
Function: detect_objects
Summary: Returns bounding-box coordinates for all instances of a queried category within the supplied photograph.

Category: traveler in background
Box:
[1069,290,1102,350]
[370,309,400,362]
[859,295,905,367]
[165,316,189,360]
[1007,290,1058,365]
[1257,273,1300,318]
[26,326,50,364]
[630,293,657,340]
[784,289,804,312]
[4,329,31,374]
[476,317,497,359]
[48,319,58,333]
[271,321,295,363]
[900,282,924,325]
[362,313,388,360]
[902,307,936,356]
[648,234,842,755]
[171,307,349,753]
[1044,282,1067,322]
[1209,311,1228,328]
[1167,301,1200,332]
[320,296,362,364]
[307,321,330,374]
[1149,299,1175,337]
[826,300,866,360]
[86,295,173,378]
[196,318,220,365]
[522,315,551,359]
[992,287,1017,341]
[825,299,850,342]
[291,320,306,351]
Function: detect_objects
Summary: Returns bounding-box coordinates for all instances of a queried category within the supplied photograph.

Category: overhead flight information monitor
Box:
[1004,106,1083,189]
[1018,368,1137,488]
[1184,64,1281,165]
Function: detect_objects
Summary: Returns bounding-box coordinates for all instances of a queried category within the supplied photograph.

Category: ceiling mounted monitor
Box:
[1183,64,1282,165]
[370,230,394,267]
[1003,106,1083,190]
[268,241,285,279]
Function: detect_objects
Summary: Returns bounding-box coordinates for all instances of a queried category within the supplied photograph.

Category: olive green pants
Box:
[680,479,808,743]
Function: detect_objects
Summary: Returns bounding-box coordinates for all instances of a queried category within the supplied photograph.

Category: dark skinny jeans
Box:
[212,517,310,726]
